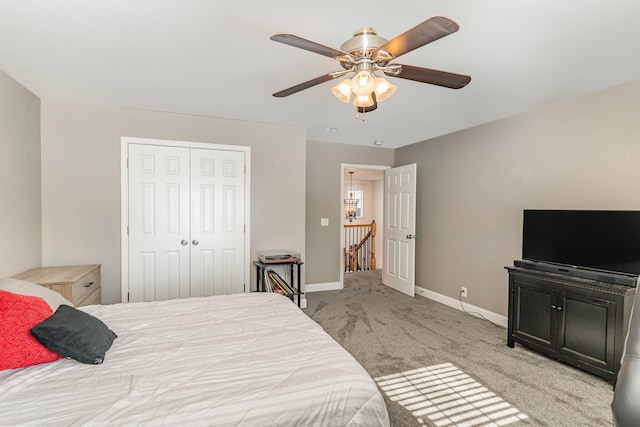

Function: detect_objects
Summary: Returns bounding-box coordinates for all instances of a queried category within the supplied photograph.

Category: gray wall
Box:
[395,79,640,316]
[5,68,640,319]
[306,140,394,284]
[40,101,306,304]
[0,69,42,277]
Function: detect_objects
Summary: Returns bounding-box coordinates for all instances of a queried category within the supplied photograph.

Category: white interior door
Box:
[383,163,417,297]
[190,148,245,296]
[126,142,246,302]
[128,144,191,302]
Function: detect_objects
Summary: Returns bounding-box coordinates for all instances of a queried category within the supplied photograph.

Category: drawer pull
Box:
[84,281,95,288]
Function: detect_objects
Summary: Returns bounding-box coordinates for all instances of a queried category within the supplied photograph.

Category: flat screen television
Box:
[522,210,640,276]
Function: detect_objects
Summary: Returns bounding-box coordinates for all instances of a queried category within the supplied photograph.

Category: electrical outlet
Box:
[460,287,468,298]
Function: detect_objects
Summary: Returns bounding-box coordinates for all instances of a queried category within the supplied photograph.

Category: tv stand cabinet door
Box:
[511,276,557,352]
[556,290,615,374]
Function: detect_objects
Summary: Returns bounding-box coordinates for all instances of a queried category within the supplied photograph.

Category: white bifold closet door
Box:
[127,143,246,302]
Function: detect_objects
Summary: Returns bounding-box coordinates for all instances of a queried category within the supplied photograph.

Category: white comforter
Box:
[0,293,389,426]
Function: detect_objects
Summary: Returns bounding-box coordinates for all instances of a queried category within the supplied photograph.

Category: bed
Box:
[0,281,389,426]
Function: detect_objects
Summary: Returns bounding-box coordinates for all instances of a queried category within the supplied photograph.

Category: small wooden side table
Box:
[13,264,101,307]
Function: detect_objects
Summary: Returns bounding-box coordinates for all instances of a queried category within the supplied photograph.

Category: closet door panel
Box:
[128,144,191,302]
[190,149,245,296]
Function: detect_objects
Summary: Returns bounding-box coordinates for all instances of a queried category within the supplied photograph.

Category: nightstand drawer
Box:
[14,265,101,307]
[50,267,100,306]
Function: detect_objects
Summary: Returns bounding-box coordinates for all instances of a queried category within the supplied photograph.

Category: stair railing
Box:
[343,220,376,272]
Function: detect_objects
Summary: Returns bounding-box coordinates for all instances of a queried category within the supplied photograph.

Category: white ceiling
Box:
[1,1,639,149]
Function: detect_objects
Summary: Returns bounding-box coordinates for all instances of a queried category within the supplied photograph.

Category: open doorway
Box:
[340,164,388,288]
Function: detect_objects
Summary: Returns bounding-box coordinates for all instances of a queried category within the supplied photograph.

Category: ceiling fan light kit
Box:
[332,73,396,103]
[271,16,471,119]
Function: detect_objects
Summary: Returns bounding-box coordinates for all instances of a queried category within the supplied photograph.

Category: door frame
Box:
[120,137,251,303]
[339,163,390,289]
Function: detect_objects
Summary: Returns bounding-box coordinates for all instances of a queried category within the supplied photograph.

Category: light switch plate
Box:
[321,218,329,226]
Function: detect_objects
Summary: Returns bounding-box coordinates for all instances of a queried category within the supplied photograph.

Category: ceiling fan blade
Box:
[271,33,348,59]
[376,16,459,59]
[273,74,338,97]
[387,64,471,89]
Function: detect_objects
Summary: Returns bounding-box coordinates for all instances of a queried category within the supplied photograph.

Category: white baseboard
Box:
[304,282,342,293]
[303,282,505,326]
[415,285,508,328]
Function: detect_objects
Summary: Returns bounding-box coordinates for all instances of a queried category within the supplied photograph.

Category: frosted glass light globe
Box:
[351,71,375,96]
[331,78,353,103]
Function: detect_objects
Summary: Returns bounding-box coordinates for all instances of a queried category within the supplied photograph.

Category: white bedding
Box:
[0,293,389,426]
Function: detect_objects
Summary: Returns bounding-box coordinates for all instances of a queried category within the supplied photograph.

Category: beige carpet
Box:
[303,270,614,427]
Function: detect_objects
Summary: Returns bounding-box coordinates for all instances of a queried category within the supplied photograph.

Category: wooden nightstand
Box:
[13,264,101,306]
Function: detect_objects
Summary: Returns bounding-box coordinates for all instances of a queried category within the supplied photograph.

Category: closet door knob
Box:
[192,239,200,246]
[180,239,189,246]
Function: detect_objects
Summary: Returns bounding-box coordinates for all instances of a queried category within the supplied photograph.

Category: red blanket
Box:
[0,290,62,370]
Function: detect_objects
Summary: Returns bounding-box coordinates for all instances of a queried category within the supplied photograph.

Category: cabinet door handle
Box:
[551,305,557,310]
[556,306,563,311]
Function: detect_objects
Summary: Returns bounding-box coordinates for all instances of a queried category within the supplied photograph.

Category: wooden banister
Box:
[344,220,376,272]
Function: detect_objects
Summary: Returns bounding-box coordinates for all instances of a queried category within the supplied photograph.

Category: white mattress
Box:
[0,293,389,426]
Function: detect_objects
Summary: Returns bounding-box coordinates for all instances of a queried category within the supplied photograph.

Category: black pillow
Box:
[30,305,117,364]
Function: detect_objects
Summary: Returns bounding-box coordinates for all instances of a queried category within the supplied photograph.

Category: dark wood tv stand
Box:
[506,265,636,384]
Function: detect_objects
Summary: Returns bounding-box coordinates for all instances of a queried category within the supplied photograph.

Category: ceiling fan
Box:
[270,16,471,117]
